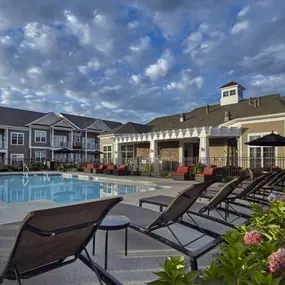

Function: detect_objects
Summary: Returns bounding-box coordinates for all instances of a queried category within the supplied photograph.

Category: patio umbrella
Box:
[245,132,285,171]
[54,148,73,162]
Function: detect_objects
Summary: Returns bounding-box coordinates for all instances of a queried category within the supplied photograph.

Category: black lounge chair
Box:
[0,197,123,285]
[110,180,244,271]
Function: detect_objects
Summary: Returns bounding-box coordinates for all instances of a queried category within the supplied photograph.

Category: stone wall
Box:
[158,141,179,161]
[135,143,150,158]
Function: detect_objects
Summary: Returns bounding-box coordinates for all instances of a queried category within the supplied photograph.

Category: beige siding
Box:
[100,137,115,159]
[209,138,227,158]
[241,121,285,157]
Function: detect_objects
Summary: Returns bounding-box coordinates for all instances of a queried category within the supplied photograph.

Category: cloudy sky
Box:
[0,0,284,123]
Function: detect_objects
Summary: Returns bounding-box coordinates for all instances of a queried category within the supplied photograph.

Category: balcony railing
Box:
[0,139,7,149]
[84,142,99,150]
[52,141,72,148]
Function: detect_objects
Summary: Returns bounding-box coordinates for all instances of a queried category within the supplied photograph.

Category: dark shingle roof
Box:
[147,94,285,131]
[0,106,46,127]
[105,122,153,135]
[60,113,122,130]
[220,81,245,89]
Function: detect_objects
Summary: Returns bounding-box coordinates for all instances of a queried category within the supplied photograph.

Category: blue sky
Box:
[0,0,284,123]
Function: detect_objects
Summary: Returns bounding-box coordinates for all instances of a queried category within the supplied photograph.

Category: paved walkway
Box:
[0,171,229,284]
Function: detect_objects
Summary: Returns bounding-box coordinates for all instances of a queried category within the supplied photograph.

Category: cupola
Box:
[219,81,245,106]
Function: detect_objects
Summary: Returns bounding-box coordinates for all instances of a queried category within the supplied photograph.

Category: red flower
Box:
[243,231,263,245]
[268,248,285,273]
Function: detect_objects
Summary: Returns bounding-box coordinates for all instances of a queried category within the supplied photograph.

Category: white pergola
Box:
[113,126,241,166]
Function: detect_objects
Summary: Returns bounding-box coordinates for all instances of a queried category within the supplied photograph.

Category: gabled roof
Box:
[105,122,153,135]
[219,81,245,90]
[60,113,122,131]
[0,106,46,127]
[147,94,285,131]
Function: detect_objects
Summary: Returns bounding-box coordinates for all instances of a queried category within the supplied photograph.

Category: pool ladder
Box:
[23,162,30,176]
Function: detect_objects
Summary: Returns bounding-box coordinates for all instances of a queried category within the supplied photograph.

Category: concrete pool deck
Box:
[0,172,234,284]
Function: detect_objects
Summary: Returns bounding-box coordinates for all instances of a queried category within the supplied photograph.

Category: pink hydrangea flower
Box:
[268,248,285,273]
[243,231,263,245]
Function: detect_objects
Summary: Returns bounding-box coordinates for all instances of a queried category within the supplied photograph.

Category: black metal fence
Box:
[1,156,284,178]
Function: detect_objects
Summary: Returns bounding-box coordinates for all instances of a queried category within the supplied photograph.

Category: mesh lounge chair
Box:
[110,180,233,271]
[0,197,123,285]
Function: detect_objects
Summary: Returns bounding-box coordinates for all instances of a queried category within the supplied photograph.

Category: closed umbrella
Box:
[245,132,285,171]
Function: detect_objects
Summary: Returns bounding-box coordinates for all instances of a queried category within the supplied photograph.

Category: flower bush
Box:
[149,199,285,285]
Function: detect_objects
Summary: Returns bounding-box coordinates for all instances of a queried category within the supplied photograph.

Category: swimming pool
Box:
[0,174,160,204]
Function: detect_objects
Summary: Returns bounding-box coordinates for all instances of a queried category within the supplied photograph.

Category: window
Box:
[75,134,81,142]
[53,135,67,147]
[103,145,112,163]
[248,134,276,169]
[35,130,47,143]
[223,91,229,97]
[230,89,236,96]
[11,154,24,163]
[35,151,46,162]
[11,132,24,145]
[121,145,134,162]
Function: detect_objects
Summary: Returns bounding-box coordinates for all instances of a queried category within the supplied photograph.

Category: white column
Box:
[149,140,158,162]
[70,130,74,162]
[51,128,54,161]
[114,142,121,165]
[4,128,8,149]
[179,141,184,166]
[85,131,88,162]
[199,136,210,166]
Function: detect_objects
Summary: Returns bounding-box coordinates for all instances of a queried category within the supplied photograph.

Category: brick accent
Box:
[158,141,179,161]
[136,143,150,158]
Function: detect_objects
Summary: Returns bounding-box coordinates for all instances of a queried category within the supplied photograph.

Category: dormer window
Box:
[230,89,236,95]
[223,91,229,97]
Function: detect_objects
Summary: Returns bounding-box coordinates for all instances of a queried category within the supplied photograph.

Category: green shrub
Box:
[150,199,285,285]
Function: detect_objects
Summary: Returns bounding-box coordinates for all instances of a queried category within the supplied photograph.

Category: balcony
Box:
[0,139,7,150]
[84,142,99,150]
[52,141,72,148]
[73,141,83,149]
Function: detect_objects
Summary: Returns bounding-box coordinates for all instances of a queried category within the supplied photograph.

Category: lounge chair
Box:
[195,167,216,182]
[84,163,94,173]
[0,197,123,285]
[103,164,116,175]
[110,180,240,271]
[93,164,105,174]
[172,166,190,181]
[113,164,129,176]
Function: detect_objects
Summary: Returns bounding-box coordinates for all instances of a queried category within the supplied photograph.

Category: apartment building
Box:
[0,106,122,165]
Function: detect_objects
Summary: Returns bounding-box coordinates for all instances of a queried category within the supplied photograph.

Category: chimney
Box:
[224,111,231,122]
[249,97,253,105]
[257,97,261,107]
[180,113,185,122]
[206,105,209,114]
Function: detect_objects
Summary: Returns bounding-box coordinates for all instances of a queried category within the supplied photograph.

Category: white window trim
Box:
[10,153,24,162]
[121,144,134,160]
[35,150,46,162]
[247,132,278,168]
[35,130,47,143]
[11,132,24,145]
[103,144,112,162]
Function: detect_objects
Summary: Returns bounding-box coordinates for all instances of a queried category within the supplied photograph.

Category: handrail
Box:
[23,162,30,174]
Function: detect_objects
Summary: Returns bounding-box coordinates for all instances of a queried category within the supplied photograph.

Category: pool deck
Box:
[0,171,231,284]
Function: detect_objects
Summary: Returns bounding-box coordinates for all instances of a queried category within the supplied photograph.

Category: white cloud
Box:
[238,6,250,17]
[130,74,142,85]
[231,21,249,34]
[101,101,117,109]
[78,58,100,74]
[27,66,42,78]
[129,36,151,53]
[127,20,139,29]
[64,10,91,45]
[145,49,174,80]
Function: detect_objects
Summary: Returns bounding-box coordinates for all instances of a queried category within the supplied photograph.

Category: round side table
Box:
[92,215,130,270]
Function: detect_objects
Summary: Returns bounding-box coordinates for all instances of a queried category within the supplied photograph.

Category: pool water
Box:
[0,174,158,204]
